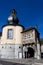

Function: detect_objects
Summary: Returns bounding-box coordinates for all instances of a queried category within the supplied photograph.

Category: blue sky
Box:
[0,0,43,38]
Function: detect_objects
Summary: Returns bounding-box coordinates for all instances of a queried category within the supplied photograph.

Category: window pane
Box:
[8,29,13,39]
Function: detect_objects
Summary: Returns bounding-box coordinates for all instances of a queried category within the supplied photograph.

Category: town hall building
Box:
[0,9,41,59]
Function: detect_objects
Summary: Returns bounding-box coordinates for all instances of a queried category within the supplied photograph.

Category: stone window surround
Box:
[7,29,13,39]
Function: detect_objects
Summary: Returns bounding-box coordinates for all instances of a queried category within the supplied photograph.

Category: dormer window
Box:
[7,29,13,39]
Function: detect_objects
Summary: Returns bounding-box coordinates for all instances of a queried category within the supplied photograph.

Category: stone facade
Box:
[0,25,41,59]
[0,44,23,59]
[0,9,41,59]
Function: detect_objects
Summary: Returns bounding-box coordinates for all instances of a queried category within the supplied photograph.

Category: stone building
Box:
[40,39,43,58]
[0,9,41,59]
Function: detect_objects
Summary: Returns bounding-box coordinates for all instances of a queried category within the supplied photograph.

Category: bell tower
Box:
[8,9,19,25]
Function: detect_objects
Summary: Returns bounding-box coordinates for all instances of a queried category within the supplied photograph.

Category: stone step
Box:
[0,58,43,64]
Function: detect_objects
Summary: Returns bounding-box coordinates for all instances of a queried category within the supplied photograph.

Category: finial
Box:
[11,9,16,16]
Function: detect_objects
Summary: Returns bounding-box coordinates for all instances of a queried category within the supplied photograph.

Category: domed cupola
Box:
[8,9,19,25]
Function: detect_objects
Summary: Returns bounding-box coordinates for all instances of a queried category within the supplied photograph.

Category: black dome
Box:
[8,9,19,25]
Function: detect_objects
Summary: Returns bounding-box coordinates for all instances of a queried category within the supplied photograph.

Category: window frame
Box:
[7,29,13,39]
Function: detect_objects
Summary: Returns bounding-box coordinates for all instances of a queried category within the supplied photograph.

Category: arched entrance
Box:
[27,47,34,58]
[25,47,34,58]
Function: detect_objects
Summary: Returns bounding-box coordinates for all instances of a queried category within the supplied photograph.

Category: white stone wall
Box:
[0,44,23,59]
[0,44,15,59]
[14,44,23,59]
[41,45,43,52]
[1,25,23,44]
[1,26,16,44]
[0,25,23,59]
[14,26,23,44]
[0,36,1,44]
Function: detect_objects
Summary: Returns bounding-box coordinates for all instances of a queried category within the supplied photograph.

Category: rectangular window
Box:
[7,29,13,39]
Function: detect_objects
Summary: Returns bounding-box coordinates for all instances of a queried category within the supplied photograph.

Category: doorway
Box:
[27,47,34,58]
[25,47,34,58]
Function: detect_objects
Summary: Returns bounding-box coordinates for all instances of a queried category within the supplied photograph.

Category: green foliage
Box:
[40,38,43,44]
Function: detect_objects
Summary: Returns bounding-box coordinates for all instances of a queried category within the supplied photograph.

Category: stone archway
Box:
[25,47,35,58]
[27,47,34,58]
